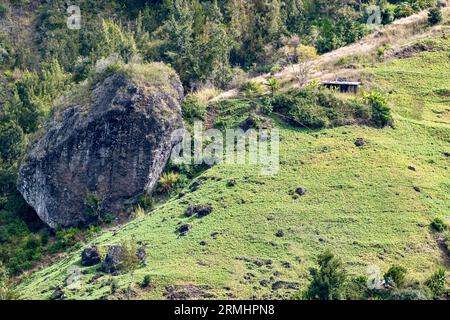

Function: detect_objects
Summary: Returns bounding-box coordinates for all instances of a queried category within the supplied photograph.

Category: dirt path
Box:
[212,6,450,102]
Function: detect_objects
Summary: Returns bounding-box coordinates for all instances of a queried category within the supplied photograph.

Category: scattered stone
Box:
[443,152,450,157]
[178,192,186,198]
[413,186,421,193]
[164,285,215,300]
[267,216,274,221]
[271,281,299,290]
[81,246,101,267]
[185,205,195,217]
[211,232,220,239]
[227,179,237,187]
[295,188,306,196]
[275,230,284,238]
[185,204,213,218]
[199,241,207,246]
[408,166,416,171]
[136,245,146,261]
[177,224,192,236]
[354,138,366,147]
[189,180,204,192]
[50,287,65,300]
[259,280,269,287]
[101,245,123,273]
[292,194,299,200]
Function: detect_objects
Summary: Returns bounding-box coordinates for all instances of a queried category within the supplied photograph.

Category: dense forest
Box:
[0,0,447,300]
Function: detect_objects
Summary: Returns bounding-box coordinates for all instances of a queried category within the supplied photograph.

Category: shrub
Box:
[0,121,26,164]
[387,288,429,300]
[0,3,8,18]
[426,269,446,298]
[304,250,347,300]
[142,275,151,288]
[364,92,392,128]
[384,265,407,288]
[0,262,18,300]
[158,172,180,193]
[119,238,139,272]
[182,95,207,123]
[395,3,415,18]
[430,217,447,232]
[266,77,280,96]
[428,7,443,25]
[132,205,145,219]
[241,80,264,97]
[271,89,329,128]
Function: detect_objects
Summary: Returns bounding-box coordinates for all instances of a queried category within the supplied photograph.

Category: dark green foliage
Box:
[426,269,446,298]
[364,92,393,128]
[430,217,447,232]
[182,95,207,123]
[0,121,25,164]
[384,265,407,288]
[0,262,18,300]
[304,250,347,300]
[428,7,443,25]
[271,88,373,129]
[387,288,429,300]
[142,275,151,288]
[241,81,265,97]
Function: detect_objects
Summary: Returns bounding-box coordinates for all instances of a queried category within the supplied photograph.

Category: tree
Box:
[0,262,18,300]
[304,250,347,300]
[279,37,318,87]
[119,238,140,300]
[426,269,446,298]
[266,77,280,96]
[0,120,25,164]
[384,265,407,288]
[428,7,443,25]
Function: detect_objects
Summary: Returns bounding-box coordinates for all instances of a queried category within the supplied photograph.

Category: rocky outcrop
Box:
[17,63,184,228]
[81,246,101,267]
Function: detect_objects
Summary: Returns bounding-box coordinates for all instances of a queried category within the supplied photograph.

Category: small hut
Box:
[321,80,361,94]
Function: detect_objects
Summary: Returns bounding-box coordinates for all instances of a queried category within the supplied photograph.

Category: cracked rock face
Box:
[17,69,184,228]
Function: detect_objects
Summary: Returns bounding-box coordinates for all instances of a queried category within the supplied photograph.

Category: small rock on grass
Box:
[178,224,192,236]
[354,138,366,147]
[50,287,65,300]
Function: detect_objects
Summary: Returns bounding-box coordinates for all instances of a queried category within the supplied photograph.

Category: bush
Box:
[0,4,7,18]
[426,269,446,298]
[384,265,407,288]
[142,275,151,288]
[387,288,429,300]
[428,7,443,25]
[240,80,264,97]
[304,250,347,300]
[0,262,18,300]
[181,95,207,123]
[430,217,447,232]
[272,89,329,128]
[0,121,25,164]
[158,172,180,193]
[364,92,392,128]
[132,205,145,219]
[395,3,415,18]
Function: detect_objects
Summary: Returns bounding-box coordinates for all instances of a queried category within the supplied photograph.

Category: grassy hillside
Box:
[17,37,450,300]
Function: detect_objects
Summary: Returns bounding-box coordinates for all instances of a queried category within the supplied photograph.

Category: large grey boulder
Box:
[17,63,184,228]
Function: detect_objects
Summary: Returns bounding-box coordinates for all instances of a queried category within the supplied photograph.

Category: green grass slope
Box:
[18,39,450,300]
